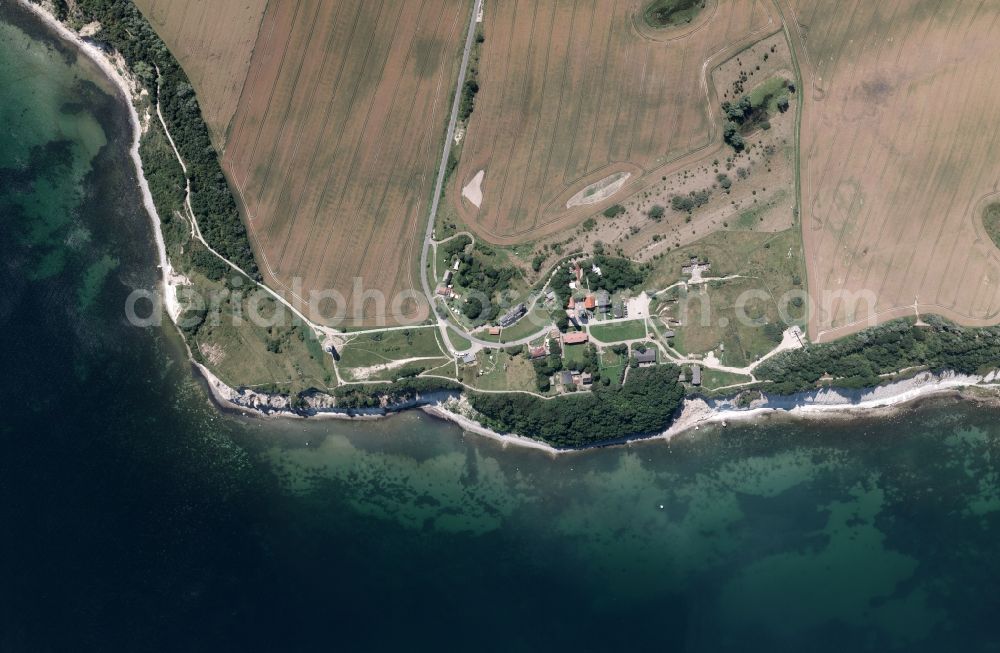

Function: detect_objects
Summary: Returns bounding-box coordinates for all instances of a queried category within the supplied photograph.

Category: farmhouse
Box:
[559,371,574,387]
[562,332,589,345]
[634,349,657,367]
[529,345,547,360]
[436,286,454,298]
[584,295,597,311]
[499,303,527,328]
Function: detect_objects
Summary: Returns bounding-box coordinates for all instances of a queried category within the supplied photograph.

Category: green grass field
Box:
[700,368,754,390]
[338,328,445,369]
[652,228,806,367]
[447,330,473,352]
[599,349,627,386]
[459,350,538,392]
[748,76,791,114]
[589,320,648,343]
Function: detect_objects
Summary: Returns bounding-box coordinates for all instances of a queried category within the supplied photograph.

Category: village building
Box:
[662,329,676,338]
[529,345,547,360]
[488,326,501,336]
[634,349,657,366]
[691,364,702,386]
[498,303,527,327]
[567,296,575,310]
[584,295,597,311]
[562,331,589,345]
[613,302,624,319]
[596,291,611,313]
[581,372,593,386]
[436,286,454,298]
[443,270,453,284]
[559,370,574,386]
[460,352,477,365]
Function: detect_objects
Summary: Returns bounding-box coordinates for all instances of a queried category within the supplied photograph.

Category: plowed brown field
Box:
[135,0,268,147]
[787,0,1000,341]
[144,0,470,326]
[449,0,777,243]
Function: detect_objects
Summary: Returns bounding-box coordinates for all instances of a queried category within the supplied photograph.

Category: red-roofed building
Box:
[584,295,596,310]
[567,297,575,309]
[529,346,547,359]
[562,331,589,345]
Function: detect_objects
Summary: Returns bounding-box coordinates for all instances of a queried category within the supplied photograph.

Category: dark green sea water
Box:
[3,4,1000,651]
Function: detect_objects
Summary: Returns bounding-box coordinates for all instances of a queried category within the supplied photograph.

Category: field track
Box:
[786,0,1000,341]
[449,0,777,244]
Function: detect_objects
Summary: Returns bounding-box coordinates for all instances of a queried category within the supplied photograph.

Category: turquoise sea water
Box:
[2,4,1000,651]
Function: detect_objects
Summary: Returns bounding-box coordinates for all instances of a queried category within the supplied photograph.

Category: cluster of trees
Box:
[584,255,651,293]
[469,365,686,448]
[644,0,706,27]
[454,253,515,321]
[723,122,745,151]
[721,79,792,152]
[756,317,1000,395]
[670,189,712,213]
[603,204,626,218]
[138,122,185,223]
[441,234,471,261]
[69,0,260,279]
[458,30,485,123]
[531,343,563,392]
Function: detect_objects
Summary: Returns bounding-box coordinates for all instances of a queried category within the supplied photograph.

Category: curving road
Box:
[417,0,554,354]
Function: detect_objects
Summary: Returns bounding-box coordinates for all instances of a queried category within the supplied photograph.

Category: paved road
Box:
[417,0,553,354]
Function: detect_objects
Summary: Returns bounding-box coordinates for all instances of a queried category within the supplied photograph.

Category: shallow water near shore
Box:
[3,3,1000,651]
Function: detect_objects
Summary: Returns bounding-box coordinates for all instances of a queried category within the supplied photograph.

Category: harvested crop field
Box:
[135,0,268,147]
[789,0,1000,341]
[449,0,778,243]
[220,0,469,326]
